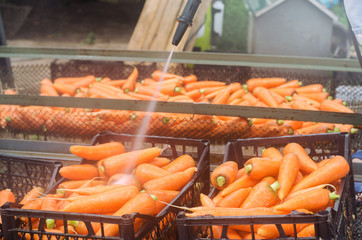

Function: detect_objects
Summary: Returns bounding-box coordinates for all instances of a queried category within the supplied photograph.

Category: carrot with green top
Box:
[211,161,238,190]
[291,99,319,111]
[20,187,44,205]
[246,78,287,92]
[297,92,329,102]
[291,155,350,193]
[220,174,259,197]
[240,181,280,209]
[294,122,334,135]
[279,119,304,131]
[283,142,318,174]
[277,153,300,200]
[70,142,125,161]
[262,147,283,161]
[162,154,196,173]
[122,67,138,93]
[59,164,99,180]
[333,123,358,134]
[244,157,281,180]
[72,75,96,88]
[99,147,162,177]
[216,187,252,208]
[292,94,321,108]
[134,163,170,184]
[227,88,247,103]
[147,190,180,214]
[320,99,354,113]
[147,82,183,96]
[295,84,324,94]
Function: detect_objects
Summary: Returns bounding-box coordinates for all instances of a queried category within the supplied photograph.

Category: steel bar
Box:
[1,95,361,125]
[0,46,361,72]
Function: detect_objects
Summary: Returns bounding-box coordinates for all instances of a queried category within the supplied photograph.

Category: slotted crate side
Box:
[176,132,356,240]
[1,132,210,240]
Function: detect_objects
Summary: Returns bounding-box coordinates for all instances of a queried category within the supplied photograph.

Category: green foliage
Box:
[215,0,249,53]
[84,32,95,45]
[330,4,349,28]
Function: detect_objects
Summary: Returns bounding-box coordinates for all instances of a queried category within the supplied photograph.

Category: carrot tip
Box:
[245,164,252,174]
[216,176,226,188]
[46,219,55,229]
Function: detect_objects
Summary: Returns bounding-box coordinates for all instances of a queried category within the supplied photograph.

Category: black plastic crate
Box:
[176,132,356,240]
[1,132,210,240]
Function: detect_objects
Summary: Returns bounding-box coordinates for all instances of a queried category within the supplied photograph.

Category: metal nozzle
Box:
[172,0,202,46]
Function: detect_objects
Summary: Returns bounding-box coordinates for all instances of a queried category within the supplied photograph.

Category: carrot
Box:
[227,89,247,103]
[0,189,16,206]
[98,192,157,236]
[253,86,278,107]
[216,187,252,208]
[147,78,183,87]
[62,184,128,196]
[134,163,170,184]
[277,153,300,200]
[244,157,281,180]
[283,142,318,174]
[262,147,283,161]
[297,224,315,237]
[211,225,243,239]
[292,94,321,108]
[122,67,138,93]
[246,78,286,92]
[283,184,330,202]
[295,84,324,94]
[141,78,157,85]
[147,82,183,96]
[269,91,285,105]
[211,86,231,104]
[279,120,303,131]
[320,99,354,113]
[162,154,196,173]
[291,155,350,193]
[58,180,106,190]
[21,197,44,211]
[236,167,245,179]
[185,88,204,100]
[241,93,259,105]
[334,123,358,134]
[274,188,338,212]
[269,87,296,98]
[143,167,196,191]
[220,174,259,197]
[291,99,319,111]
[72,75,96,88]
[240,181,280,208]
[54,75,95,85]
[99,147,162,177]
[242,233,266,239]
[134,83,162,97]
[151,70,182,81]
[185,81,226,92]
[182,74,197,84]
[294,122,334,135]
[68,220,101,236]
[53,83,78,96]
[200,193,215,207]
[211,161,238,190]
[276,79,302,89]
[59,164,98,180]
[146,190,180,215]
[20,186,44,205]
[107,173,142,190]
[40,83,59,96]
[145,157,170,168]
[297,92,329,102]
[104,79,127,87]
[69,142,125,161]
[63,185,139,214]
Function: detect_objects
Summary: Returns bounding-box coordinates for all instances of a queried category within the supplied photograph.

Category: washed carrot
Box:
[270,91,285,105]
[269,87,296,97]
[200,193,215,207]
[58,180,106,190]
[204,87,227,100]
[291,99,319,111]
[0,189,16,206]
[241,181,280,208]
[236,167,245,179]
[185,88,203,100]
[276,79,302,89]
[277,153,300,200]
[294,122,334,135]
[41,83,59,96]
[211,225,242,239]
[216,187,252,208]
[104,79,127,87]
[21,197,44,211]
[151,70,182,81]
[63,185,139,214]
[291,155,349,193]
[122,67,138,93]
[182,74,197,84]
[107,173,142,190]
[227,89,247,103]
[185,81,225,92]
[54,75,95,85]
[146,82,183,96]
[262,147,283,161]
[99,147,161,177]
[279,120,304,131]
[211,86,231,104]
[146,190,180,214]
[334,124,358,134]
[62,184,129,196]
[72,75,96,88]
[297,92,329,102]
[295,84,324,94]
[147,78,183,87]
[59,164,98,180]
[211,161,238,190]
[253,86,278,107]
[141,78,157,85]
[242,233,266,239]
[297,224,315,237]
[70,142,125,161]
[220,174,259,197]
[134,83,163,97]
[53,83,78,96]
[291,94,321,108]
[134,163,170,184]
[283,184,330,202]
[20,186,44,205]
[67,220,101,236]
[283,142,318,174]
[274,188,338,212]
[320,99,354,113]
[244,157,281,180]
[143,167,196,191]
[241,93,259,105]
[246,78,286,92]
[162,154,196,173]
[98,192,157,236]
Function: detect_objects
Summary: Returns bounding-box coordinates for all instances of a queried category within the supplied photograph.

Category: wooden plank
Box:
[127,0,161,50]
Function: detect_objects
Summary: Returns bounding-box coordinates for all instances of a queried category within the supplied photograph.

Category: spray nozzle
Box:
[172,0,202,46]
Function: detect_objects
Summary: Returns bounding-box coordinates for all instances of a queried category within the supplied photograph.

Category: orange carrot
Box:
[62,184,127,196]
[297,92,329,102]
[182,74,197,84]
[280,120,304,131]
[141,78,157,85]
[262,147,283,161]
[216,187,252,208]
[283,184,330,202]
[122,67,138,93]
[162,154,196,173]
[244,157,281,180]
[185,88,204,100]
[200,193,215,207]
[211,161,238,190]
[98,192,157,236]
[211,225,243,239]
[291,99,319,111]
[227,89,247,103]
[295,84,324,94]
[134,163,170,184]
[292,94,321,108]
[211,86,231,104]
[185,81,226,92]
[104,79,127,87]
[53,83,78,96]
[148,157,171,167]
[147,190,180,214]
[63,185,139,214]
[270,91,285,105]
[253,86,278,107]
[70,142,125,161]
[151,70,182,81]
[277,153,300,200]
[334,123,357,134]
[107,174,142,190]
[58,180,106,190]
[291,155,350,193]
[270,87,296,96]
[0,189,16,206]
[72,75,96,88]
[276,79,302,89]
[283,142,318,174]
[59,164,98,180]
[297,224,315,237]
[40,83,59,96]
[146,82,183,96]
[294,122,334,135]
[99,147,162,177]
[220,174,259,197]
[320,99,354,113]
[143,167,196,191]
[242,93,259,105]
[240,181,280,208]
[246,78,286,92]
[54,75,95,85]
[20,187,44,205]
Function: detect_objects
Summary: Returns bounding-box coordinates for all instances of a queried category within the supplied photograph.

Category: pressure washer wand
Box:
[172,0,202,46]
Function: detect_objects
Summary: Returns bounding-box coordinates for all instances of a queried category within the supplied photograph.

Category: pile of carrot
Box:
[187,142,350,239]
[0,69,359,140]
[15,142,198,238]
